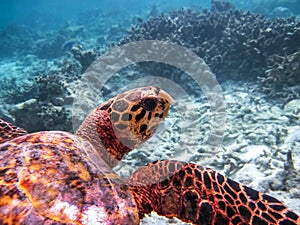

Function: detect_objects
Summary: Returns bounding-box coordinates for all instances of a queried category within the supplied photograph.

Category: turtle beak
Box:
[157,89,173,121]
[158,89,174,105]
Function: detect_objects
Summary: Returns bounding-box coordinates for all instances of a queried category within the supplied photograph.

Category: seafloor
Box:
[0,0,300,223]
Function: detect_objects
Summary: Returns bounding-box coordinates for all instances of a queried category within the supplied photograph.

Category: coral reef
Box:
[8,73,73,132]
[71,45,99,72]
[121,1,300,96]
[6,60,81,132]
[258,50,300,98]
[10,99,71,132]
[34,74,69,102]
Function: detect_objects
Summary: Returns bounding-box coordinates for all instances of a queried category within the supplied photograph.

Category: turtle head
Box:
[107,86,173,144]
[76,86,173,167]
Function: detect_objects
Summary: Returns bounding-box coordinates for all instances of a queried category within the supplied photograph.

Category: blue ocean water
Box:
[1,0,299,30]
[0,0,209,29]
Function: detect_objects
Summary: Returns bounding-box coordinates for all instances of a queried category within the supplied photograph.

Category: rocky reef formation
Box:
[4,60,81,132]
[121,1,300,97]
[259,50,300,98]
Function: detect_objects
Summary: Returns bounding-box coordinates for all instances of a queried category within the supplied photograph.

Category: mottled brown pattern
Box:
[0,132,138,225]
[0,118,27,144]
[128,160,300,225]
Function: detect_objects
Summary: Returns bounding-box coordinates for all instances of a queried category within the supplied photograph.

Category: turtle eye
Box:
[141,97,157,111]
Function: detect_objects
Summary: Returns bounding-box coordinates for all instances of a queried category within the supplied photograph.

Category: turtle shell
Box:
[0,131,139,225]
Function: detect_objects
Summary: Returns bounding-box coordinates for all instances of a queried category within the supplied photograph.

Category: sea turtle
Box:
[0,86,299,225]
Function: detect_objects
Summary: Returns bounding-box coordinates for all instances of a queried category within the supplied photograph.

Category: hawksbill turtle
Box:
[0,86,299,225]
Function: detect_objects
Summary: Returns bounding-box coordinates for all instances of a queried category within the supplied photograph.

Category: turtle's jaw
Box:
[158,89,174,105]
[156,89,173,121]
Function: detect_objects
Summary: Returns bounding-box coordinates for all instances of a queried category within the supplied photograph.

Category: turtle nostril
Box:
[141,98,157,111]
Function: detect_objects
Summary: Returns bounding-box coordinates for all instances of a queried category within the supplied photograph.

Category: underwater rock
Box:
[0,108,14,124]
[141,212,190,225]
[13,98,37,110]
[238,145,270,161]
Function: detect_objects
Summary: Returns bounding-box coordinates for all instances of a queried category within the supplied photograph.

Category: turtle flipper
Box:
[0,118,27,144]
[128,160,300,225]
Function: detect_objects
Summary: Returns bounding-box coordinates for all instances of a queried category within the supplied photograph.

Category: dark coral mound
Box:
[8,73,71,132]
[121,1,300,95]
[6,60,82,132]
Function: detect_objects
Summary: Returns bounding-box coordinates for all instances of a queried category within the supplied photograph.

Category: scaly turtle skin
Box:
[0,86,299,225]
